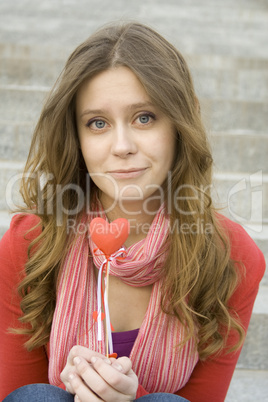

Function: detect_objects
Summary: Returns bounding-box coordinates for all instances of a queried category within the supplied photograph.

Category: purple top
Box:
[112,328,139,358]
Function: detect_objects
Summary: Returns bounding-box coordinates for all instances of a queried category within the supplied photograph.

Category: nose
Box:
[111,124,138,158]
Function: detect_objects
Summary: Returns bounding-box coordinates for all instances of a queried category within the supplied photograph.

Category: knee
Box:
[135,393,190,401]
[3,383,74,401]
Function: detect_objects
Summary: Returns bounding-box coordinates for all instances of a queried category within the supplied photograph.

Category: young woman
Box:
[0,22,265,402]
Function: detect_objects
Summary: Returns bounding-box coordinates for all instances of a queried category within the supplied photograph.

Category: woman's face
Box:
[76,66,177,214]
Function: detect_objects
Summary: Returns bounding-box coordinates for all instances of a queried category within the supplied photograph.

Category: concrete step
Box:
[210,132,268,174]
[0,42,70,63]
[238,310,268,371]
[0,1,267,66]
[201,98,268,131]
[193,68,268,102]
[156,27,268,61]
[0,122,33,162]
[0,58,62,88]
[0,88,47,123]
[253,286,268,315]
[1,0,267,25]
[212,171,268,225]
[0,1,267,58]
[187,53,268,71]
[253,239,268,287]
[226,369,268,402]
[0,210,11,239]
[0,162,24,211]
[228,269,268,371]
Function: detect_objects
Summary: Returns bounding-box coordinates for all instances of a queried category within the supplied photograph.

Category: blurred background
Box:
[0,0,267,400]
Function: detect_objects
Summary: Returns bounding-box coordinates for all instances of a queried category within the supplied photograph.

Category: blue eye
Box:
[94,120,106,128]
[86,119,106,129]
[137,113,155,125]
[139,115,150,124]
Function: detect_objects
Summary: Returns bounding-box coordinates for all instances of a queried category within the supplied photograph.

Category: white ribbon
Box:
[96,247,125,355]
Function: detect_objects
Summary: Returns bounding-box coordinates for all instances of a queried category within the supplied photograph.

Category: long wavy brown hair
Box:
[13,22,244,359]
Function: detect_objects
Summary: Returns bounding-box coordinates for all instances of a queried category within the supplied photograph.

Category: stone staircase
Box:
[0,0,267,400]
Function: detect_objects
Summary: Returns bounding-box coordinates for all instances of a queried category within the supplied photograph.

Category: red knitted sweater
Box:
[0,214,265,401]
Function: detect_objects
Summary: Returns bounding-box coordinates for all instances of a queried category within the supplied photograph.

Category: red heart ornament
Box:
[90,217,130,256]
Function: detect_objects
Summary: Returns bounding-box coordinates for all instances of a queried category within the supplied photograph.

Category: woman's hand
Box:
[60,345,138,401]
[60,346,106,394]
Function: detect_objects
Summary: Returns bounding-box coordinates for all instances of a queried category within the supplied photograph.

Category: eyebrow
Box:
[79,101,156,118]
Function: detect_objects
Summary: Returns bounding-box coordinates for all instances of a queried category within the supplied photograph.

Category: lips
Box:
[107,167,148,179]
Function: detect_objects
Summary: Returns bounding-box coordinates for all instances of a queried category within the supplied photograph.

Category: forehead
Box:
[76,66,151,109]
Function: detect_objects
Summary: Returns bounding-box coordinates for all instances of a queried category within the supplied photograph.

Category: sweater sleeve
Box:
[0,214,49,401]
[175,218,266,402]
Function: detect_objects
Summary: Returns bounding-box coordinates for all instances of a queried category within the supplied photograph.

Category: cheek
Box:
[80,139,104,170]
[156,136,176,167]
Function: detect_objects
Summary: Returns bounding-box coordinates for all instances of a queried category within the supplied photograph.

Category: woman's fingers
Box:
[70,357,117,401]
[61,346,110,393]
[72,356,137,401]
[89,356,138,397]
[67,345,107,365]
[61,346,138,401]
[110,356,132,375]
[69,372,103,402]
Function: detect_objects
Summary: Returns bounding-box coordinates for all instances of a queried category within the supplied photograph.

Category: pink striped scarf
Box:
[49,204,198,393]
